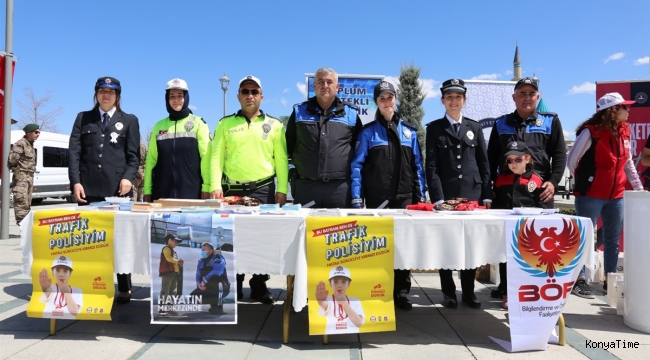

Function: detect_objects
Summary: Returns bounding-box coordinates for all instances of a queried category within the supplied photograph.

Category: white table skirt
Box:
[21,209,594,312]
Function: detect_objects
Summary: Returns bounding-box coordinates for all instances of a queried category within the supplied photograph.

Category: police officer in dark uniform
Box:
[68,76,140,303]
[487,77,567,209]
[425,79,491,309]
[286,67,363,208]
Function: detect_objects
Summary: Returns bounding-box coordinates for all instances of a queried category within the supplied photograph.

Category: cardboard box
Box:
[607,273,624,307]
[490,263,500,285]
[616,278,625,315]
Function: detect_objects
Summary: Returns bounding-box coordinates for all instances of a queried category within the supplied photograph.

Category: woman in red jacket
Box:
[567,92,643,298]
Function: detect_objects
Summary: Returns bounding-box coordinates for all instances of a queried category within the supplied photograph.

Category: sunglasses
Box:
[239,89,260,95]
[506,157,525,164]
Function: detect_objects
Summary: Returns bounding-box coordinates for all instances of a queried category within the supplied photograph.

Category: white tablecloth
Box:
[21,209,594,312]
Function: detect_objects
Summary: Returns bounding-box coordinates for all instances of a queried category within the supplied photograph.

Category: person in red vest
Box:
[158,234,184,316]
[568,92,644,297]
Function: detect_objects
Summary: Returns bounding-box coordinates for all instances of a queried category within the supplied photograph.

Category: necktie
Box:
[102,113,110,129]
[453,123,460,135]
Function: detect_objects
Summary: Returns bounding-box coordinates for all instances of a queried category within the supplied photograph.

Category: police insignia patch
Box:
[528,181,537,192]
[466,130,474,140]
[403,128,411,139]
[262,123,271,134]
[535,119,542,127]
[115,122,123,130]
[184,121,194,132]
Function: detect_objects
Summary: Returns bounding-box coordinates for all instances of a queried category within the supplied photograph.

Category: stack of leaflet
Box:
[310,208,341,217]
[131,203,162,212]
[181,206,219,213]
[282,203,301,211]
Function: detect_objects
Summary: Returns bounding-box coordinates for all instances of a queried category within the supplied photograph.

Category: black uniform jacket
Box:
[68,109,140,198]
[425,116,491,203]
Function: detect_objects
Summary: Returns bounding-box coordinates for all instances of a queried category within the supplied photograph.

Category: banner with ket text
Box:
[491,216,593,352]
[27,210,115,321]
[307,217,395,335]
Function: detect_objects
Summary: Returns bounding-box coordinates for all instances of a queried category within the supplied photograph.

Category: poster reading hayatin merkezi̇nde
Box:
[491,216,593,352]
[149,213,236,324]
[307,217,395,335]
[27,211,115,321]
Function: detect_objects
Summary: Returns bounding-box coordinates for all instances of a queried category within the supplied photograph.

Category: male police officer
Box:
[210,75,288,304]
[132,141,147,202]
[8,124,40,225]
[487,77,566,208]
[487,77,566,301]
[286,67,363,208]
[425,79,491,309]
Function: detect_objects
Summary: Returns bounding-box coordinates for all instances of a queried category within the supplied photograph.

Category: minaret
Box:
[512,43,522,81]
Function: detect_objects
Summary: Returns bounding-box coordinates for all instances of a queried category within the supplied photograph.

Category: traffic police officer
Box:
[425,79,491,309]
[286,67,363,208]
[350,81,426,310]
[8,123,40,225]
[68,76,140,303]
[143,78,211,202]
[210,75,288,304]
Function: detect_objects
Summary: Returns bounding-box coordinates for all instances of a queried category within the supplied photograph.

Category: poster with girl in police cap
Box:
[307,216,395,335]
[27,210,116,321]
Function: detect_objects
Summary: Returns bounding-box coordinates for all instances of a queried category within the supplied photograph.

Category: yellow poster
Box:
[27,210,115,321]
[307,217,395,335]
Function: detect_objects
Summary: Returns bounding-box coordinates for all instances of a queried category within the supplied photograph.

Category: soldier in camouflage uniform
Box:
[8,124,41,225]
[132,141,147,201]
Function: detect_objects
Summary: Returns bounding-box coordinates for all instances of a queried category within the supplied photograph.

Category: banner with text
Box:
[493,216,592,352]
[307,74,383,125]
[27,210,115,321]
[307,217,395,335]
[149,213,236,324]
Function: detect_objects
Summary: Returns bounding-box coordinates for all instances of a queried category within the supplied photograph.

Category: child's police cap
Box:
[504,141,530,156]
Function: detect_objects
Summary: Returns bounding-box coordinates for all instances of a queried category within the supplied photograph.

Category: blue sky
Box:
[2,0,649,139]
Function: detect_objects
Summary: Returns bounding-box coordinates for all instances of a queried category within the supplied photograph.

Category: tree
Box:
[279,115,290,129]
[396,63,427,151]
[16,87,63,132]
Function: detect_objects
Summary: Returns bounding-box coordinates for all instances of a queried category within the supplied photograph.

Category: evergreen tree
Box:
[396,63,427,151]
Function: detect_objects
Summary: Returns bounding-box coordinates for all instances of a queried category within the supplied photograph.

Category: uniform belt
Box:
[224,176,274,191]
[299,176,342,183]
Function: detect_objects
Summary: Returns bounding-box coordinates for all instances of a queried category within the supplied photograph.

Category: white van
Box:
[4,130,75,205]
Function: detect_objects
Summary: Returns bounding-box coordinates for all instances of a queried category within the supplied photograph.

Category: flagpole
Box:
[1,0,15,239]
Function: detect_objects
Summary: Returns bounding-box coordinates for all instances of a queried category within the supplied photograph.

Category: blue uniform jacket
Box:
[195,253,226,286]
[351,114,426,205]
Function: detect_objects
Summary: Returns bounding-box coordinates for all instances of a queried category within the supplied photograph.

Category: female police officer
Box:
[350,81,426,310]
[68,76,140,303]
